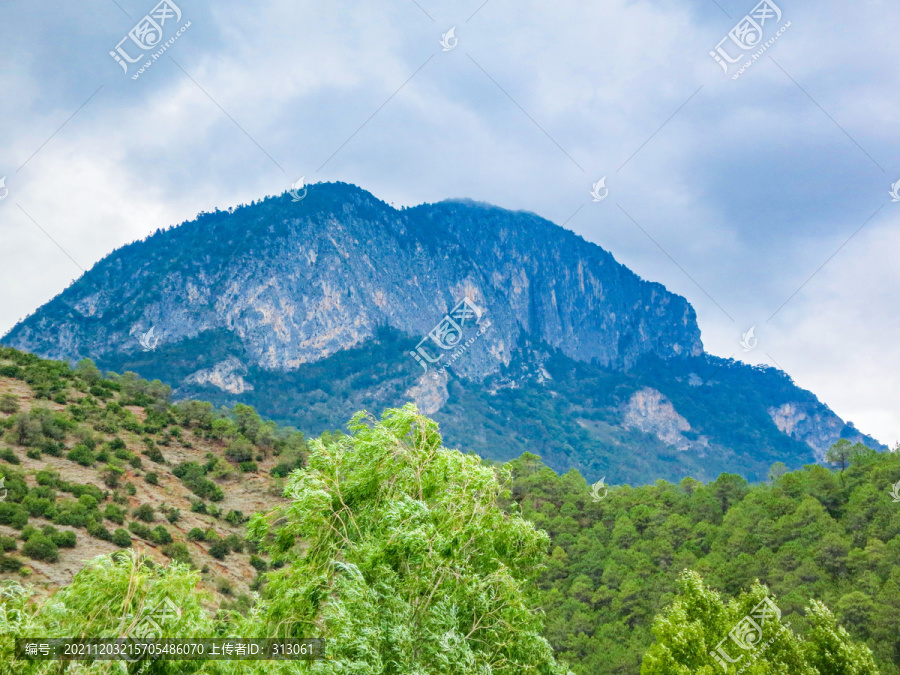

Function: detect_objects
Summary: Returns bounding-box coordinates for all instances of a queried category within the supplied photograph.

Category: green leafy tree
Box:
[247,404,572,674]
[0,550,215,672]
[640,570,878,674]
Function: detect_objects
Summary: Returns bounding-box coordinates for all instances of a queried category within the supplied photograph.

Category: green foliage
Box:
[0,555,22,572]
[74,358,102,385]
[0,393,19,414]
[128,521,152,539]
[0,549,215,671]
[224,534,243,553]
[173,461,224,501]
[66,443,95,467]
[49,529,77,548]
[150,525,173,545]
[641,570,878,674]
[145,471,159,485]
[111,528,132,548]
[86,520,111,541]
[208,540,229,560]
[141,437,166,463]
[21,534,59,562]
[161,541,193,566]
[100,463,124,488]
[225,437,254,464]
[238,460,258,473]
[247,404,570,674]
[509,444,900,674]
[133,504,156,522]
[187,527,206,541]
[0,503,28,529]
[224,510,246,526]
[102,503,126,524]
[0,447,19,464]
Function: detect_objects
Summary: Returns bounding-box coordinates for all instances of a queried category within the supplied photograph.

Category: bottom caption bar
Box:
[16,639,325,661]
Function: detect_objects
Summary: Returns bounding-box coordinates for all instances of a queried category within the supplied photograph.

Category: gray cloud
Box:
[1,0,898,443]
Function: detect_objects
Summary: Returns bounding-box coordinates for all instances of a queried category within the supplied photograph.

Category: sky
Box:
[0,0,898,445]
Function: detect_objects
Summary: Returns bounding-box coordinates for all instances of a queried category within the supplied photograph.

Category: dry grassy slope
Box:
[0,372,289,606]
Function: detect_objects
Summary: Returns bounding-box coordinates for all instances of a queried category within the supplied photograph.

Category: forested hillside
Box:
[0,346,894,673]
[0,345,305,605]
[509,447,900,673]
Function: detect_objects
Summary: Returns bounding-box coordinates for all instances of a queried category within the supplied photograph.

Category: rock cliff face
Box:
[4,183,701,379]
[623,388,709,453]
[1,182,884,483]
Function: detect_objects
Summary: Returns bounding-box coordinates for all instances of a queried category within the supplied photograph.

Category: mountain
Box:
[2,182,883,483]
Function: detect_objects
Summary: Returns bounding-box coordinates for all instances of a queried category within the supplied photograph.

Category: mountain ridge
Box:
[2,182,883,483]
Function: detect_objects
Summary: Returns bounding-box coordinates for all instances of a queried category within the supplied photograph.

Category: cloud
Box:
[0,0,897,444]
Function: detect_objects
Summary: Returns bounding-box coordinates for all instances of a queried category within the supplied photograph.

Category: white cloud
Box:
[0,0,898,442]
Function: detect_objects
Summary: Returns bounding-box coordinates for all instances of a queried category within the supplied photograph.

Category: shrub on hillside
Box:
[111,529,131,548]
[224,510,245,526]
[103,504,126,524]
[161,542,192,566]
[208,457,234,480]
[133,504,155,523]
[0,535,17,552]
[224,534,244,553]
[22,534,59,562]
[55,531,77,548]
[144,472,159,485]
[66,444,96,467]
[0,393,19,414]
[0,503,28,529]
[173,462,224,502]
[87,521,111,541]
[225,438,254,464]
[187,528,205,542]
[22,495,53,518]
[150,526,172,545]
[0,448,20,464]
[0,554,23,572]
[208,540,229,560]
[128,522,151,539]
[101,464,124,488]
